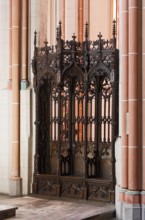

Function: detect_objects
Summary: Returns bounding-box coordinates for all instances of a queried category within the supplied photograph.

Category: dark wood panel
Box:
[32,21,119,203]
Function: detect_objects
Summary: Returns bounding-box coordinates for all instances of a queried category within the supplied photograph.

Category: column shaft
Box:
[121,0,128,189]
[65,0,78,40]
[128,0,139,190]
[21,0,28,81]
[142,0,145,190]
[78,0,83,141]
[50,0,56,45]
[11,0,21,178]
[78,0,83,42]
[62,0,65,40]
[116,0,119,48]
[21,0,29,89]
[47,0,51,44]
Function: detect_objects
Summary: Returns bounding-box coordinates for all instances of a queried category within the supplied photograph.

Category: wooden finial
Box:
[113,20,116,37]
[56,26,59,40]
[85,22,89,41]
[98,32,102,40]
[72,33,76,41]
[59,21,62,38]
[44,39,48,47]
[34,31,37,47]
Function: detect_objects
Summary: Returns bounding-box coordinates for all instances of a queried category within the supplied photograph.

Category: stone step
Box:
[0,205,18,219]
[82,210,116,220]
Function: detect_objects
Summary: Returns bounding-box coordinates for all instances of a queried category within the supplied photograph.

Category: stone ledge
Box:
[0,205,18,219]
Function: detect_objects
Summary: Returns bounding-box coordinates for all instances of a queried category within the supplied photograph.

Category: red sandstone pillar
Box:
[116,0,119,48]
[78,0,83,42]
[128,0,139,190]
[142,0,145,191]
[78,0,83,141]
[10,0,21,196]
[62,0,65,40]
[121,0,128,189]
[21,0,28,89]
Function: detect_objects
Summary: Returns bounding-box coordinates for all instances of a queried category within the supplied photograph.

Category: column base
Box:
[116,186,127,219]
[21,80,29,90]
[119,190,141,220]
[142,204,145,220]
[9,177,22,196]
[123,203,141,220]
[141,191,145,219]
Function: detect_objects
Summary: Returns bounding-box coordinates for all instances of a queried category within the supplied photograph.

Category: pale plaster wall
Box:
[29,0,41,83]
[0,90,12,193]
[0,0,11,194]
[26,0,41,194]
[20,89,32,195]
[0,0,9,89]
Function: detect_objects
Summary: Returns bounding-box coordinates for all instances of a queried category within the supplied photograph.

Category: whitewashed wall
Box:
[0,0,11,193]
[0,0,9,89]
[0,91,11,193]
[20,0,41,195]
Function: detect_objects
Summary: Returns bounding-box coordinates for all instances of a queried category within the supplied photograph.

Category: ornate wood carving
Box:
[87,182,111,202]
[32,21,119,203]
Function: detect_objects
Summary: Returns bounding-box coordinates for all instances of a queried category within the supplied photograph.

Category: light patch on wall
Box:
[113,0,116,20]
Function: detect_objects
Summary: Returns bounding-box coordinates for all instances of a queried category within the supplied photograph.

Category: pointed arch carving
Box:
[62,62,84,81]
[89,61,110,81]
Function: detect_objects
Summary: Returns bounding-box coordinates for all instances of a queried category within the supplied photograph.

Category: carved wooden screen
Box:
[32,22,119,203]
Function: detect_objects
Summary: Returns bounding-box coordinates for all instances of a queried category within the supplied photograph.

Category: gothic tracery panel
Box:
[32,22,118,203]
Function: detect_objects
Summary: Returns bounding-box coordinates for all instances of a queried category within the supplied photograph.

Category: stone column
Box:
[116,0,119,48]
[78,0,83,141]
[21,0,29,89]
[142,2,145,216]
[62,0,65,40]
[10,0,22,196]
[8,0,12,89]
[121,0,128,190]
[50,0,56,45]
[47,0,51,44]
[78,0,83,42]
[65,0,78,40]
[143,0,145,192]
[128,0,139,191]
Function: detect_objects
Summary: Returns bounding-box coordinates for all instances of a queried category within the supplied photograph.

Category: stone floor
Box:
[0,194,116,220]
